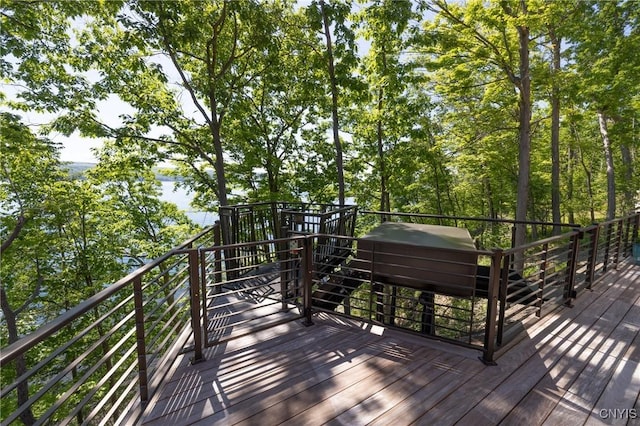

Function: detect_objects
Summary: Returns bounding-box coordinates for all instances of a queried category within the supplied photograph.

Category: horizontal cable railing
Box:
[189,235,310,348]
[2,207,638,424]
[301,212,639,363]
[308,235,495,355]
[495,229,580,346]
[0,226,218,426]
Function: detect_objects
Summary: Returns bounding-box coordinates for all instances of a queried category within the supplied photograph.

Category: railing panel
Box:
[2,207,638,424]
[496,230,580,346]
[310,234,493,353]
[197,236,307,347]
[0,226,217,426]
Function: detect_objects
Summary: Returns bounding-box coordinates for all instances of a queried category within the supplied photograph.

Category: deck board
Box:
[140,262,640,426]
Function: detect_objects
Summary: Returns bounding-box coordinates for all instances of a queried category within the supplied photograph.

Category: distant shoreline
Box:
[65,162,182,182]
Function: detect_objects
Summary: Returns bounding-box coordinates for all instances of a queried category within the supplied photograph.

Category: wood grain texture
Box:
[139,263,640,426]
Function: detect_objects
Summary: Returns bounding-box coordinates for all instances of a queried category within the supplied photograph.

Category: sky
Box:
[60,137,102,163]
[7,107,103,163]
[5,91,135,164]
[18,114,111,164]
[4,0,382,165]
[60,95,135,163]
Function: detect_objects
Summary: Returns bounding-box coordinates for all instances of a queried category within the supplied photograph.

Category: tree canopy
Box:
[2,0,639,339]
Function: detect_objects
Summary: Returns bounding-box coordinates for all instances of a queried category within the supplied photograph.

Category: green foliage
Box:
[2,0,638,226]
[2,0,640,421]
[0,116,200,424]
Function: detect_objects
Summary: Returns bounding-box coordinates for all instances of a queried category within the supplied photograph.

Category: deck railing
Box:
[219,201,358,245]
[1,208,638,425]
[190,235,311,350]
[0,226,218,426]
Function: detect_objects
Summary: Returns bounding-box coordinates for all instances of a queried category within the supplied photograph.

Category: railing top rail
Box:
[592,211,640,227]
[220,201,357,211]
[502,228,582,256]
[281,204,357,218]
[174,234,308,254]
[219,201,276,210]
[281,204,357,213]
[360,209,581,229]
[182,224,218,246]
[0,224,218,367]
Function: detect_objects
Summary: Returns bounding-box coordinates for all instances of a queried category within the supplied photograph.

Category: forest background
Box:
[1,0,639,350]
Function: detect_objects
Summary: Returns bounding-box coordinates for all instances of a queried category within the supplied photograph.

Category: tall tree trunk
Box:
[484,176,496,219]
[513,1,532,269]
[549,26,562,234]
[376,48,389,214]
[620,142,634,213]
[578,147,596,223]
[0,218,38,425]
[210,116,231,244]
[598,110,616,219]
[0,287,36,426]
[567,146,576,224]
[377,116,390,213]
[320,0,345,206]
[211,122,228,208]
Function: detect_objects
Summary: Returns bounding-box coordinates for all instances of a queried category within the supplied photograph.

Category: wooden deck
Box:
[140,262,640,426]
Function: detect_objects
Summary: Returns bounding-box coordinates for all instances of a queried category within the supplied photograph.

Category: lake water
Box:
[160,181,218,226]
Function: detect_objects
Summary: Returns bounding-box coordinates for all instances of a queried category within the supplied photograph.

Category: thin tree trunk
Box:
[376,50,389,214]
[432,159,444,218]
[620,142,634,213]
[377,115,390,213]
[513,1,532,270]
[484,176,496,220]
[578,147,596,223]
[550,26,562,234]
[598,110,616,219]
[567,146,576,224]
[0,287,36,425]
[211,122,228,208]
[320,0,345,206]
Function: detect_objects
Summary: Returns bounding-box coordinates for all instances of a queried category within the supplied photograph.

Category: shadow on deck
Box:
[141,262,640,426]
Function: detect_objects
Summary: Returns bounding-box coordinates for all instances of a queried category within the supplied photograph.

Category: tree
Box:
[88,140,198,264]
[0,113,65,425]
[222,6,327,202]
[421,0,542,250]
[303,2,457,220]
[69,1,334,236]
[354,1,413,212]
[306,0,361,205]
[565,0,640,219]
[320,0,346,205]
[0,118,199,425]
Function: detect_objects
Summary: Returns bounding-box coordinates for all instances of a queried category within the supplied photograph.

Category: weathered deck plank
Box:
[476,271,639,426]
[140,262,639,426]
[411,265,628,425]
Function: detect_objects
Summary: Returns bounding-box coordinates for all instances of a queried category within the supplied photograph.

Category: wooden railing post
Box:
[301,236,314,326]
[564,231,580,306]
[585,225,599,289]
[132,276,149,403]
[482,249,502,365]
[189,249,204,364]
[537,243,549,317]
[613,219,623,269]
